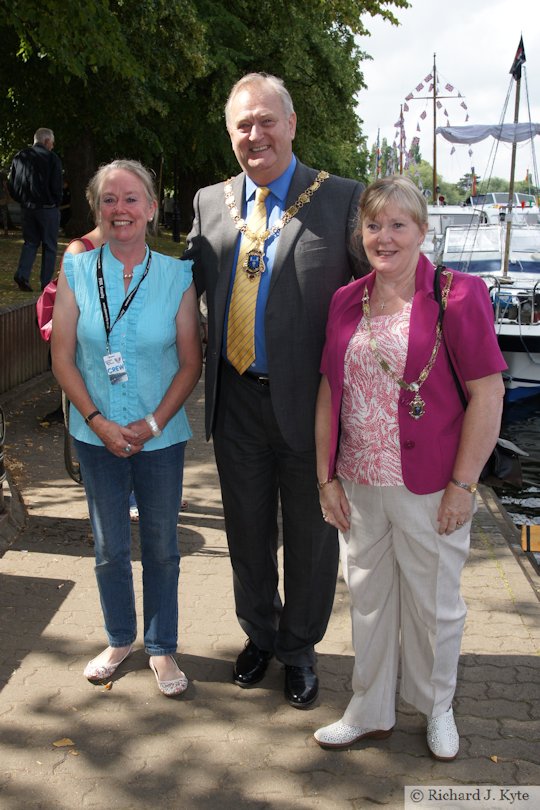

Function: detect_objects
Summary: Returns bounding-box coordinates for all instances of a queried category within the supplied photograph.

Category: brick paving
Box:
[0,374,539,810]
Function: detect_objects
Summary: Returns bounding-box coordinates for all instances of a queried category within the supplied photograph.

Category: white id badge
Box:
[103,352,128,385]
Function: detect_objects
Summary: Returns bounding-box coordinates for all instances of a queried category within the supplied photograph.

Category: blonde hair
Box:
[357,176,428,232]
[87,159,158,232]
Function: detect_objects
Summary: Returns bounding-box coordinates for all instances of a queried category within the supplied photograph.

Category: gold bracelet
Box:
[317,477,335,490]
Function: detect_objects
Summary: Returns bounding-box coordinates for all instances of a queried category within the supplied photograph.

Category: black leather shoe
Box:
[13,274,33,292]
[284,665,319,708]
[233,640,273,687]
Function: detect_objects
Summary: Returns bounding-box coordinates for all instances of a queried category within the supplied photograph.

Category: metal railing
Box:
[0,301,50,395]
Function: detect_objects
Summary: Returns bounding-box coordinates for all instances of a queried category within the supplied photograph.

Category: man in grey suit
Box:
[184,72,367,708]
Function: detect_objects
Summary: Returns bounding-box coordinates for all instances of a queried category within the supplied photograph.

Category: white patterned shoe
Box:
[83,645,133,683]
[427,707,459,760]
[314,719,393,750]
[149,656,188,697]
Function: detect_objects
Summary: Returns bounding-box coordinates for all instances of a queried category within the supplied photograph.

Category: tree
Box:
[1,0,410,230]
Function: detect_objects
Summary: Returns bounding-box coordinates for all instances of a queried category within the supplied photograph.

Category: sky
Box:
[355,0,540,187]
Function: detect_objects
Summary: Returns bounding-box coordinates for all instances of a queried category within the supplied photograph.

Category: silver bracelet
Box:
[144,413,162,437]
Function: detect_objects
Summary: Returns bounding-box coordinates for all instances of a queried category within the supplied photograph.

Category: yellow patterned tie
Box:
[227,186,270,374]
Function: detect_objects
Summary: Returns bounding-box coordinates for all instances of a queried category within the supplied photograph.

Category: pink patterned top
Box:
[336,302,412,486]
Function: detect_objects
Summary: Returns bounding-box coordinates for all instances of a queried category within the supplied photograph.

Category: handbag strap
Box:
[434,265,468,411]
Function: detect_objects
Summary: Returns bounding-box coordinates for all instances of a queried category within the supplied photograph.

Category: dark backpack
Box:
[8,147,45,205]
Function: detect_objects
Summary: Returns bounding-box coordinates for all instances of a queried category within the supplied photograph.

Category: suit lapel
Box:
[270,162,318,293]
[215,173,245,318]
[403,258,440,382]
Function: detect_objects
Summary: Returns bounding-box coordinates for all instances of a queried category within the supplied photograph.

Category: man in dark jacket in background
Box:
[9,127,62,291]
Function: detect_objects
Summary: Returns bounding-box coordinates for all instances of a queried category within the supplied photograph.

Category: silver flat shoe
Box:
[83,645,133,683]
[149,655,188,697]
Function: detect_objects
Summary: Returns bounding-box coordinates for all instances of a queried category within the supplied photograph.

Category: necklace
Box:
[123,273,133,279]
[362,270,453,419]
[373,276,415,311]
[224,170,329,279]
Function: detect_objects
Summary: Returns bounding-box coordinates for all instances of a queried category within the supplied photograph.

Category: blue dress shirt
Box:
[224,155,297,374]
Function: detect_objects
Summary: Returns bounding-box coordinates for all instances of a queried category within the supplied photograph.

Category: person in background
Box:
[0,170,10,236]
[184,72,368,708]
[52,159,202,696]
[9,127,62,291]
[313,176,506,759]
[40,180,105,424]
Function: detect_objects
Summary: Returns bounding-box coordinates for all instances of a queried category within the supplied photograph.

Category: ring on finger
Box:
[456,520,464,526]
[124,444,132,454]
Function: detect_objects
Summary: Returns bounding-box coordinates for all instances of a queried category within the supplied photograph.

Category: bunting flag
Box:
[420,110,427,120]
[461,101,468,110]
[404,102,409,112]
[437,101,443,109]
[445,83,454,92]
[510,36,526,80]
[415,82,424,92]
[405,93,413,101]
[429,83,434,92]
[465,114,469,122]
[443,108,448,116]
[424,73,433,82]
[450,146,456,155]
[417,123,421,132]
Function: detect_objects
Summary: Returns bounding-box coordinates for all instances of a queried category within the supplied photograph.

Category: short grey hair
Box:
[88,159,159,232]
[225,73,295,129]
[34,128,54,146]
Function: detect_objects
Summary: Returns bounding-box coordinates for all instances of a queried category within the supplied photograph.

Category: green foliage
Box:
[0,0,410,223]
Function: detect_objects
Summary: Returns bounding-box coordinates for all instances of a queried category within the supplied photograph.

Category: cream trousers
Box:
[339,481,472,729]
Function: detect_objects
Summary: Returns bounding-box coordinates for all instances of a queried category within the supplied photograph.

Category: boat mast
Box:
[399,105,404,175]
[502,61,523,277]
[432,53,438,202]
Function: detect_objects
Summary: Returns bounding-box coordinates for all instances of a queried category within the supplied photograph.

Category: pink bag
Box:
[36,278,57,342]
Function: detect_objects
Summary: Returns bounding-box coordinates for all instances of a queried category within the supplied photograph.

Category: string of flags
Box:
[388,70,472,177]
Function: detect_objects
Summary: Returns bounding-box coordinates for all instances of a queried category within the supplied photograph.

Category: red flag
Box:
[510,36,526,80]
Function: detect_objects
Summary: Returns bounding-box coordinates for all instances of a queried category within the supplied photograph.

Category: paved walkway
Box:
[0,374,539,810]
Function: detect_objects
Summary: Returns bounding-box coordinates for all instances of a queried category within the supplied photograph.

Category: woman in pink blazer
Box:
[314,177,506,760]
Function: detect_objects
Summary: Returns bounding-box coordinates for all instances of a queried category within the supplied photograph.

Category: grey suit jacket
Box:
[183,160,368,451]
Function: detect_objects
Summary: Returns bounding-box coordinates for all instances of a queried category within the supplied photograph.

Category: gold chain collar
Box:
[224,170,329,247]
[362,269,453,420]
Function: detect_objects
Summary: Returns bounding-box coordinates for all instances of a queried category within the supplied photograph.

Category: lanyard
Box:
[96,245,152,352]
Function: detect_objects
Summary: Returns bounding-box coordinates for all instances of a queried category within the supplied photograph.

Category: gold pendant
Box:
[243,250,265,279]
[409,391,426,420]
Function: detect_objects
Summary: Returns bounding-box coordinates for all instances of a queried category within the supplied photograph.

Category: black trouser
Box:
[213,362,339,667]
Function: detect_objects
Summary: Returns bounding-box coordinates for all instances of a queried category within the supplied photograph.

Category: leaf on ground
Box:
[490,755,498,763]
[53,737,74,747]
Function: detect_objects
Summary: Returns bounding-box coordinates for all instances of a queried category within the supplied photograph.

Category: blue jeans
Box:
[75,439,186,655]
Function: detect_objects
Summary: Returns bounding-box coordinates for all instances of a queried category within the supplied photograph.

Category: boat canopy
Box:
[436,123,540,144]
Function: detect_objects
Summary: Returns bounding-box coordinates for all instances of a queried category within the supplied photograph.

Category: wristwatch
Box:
[144,413,162,437]
[450,478,478,494]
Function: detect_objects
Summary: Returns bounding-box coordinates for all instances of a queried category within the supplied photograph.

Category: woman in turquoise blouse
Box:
[52,159,202,696]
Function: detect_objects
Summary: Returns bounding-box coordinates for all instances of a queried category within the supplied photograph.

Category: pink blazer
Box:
[320,254,507,494]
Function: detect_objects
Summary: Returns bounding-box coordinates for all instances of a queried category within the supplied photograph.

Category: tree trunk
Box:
[62,135,97,238]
